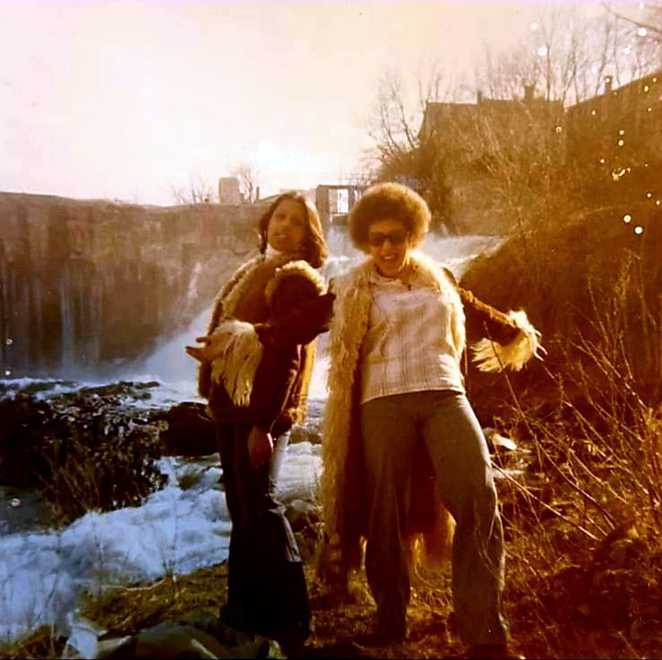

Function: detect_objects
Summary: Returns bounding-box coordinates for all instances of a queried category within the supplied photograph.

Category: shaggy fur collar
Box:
[265,259,327,303]
[219,253,291,319]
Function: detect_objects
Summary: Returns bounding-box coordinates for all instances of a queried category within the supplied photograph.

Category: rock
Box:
[160,402,218,457]
[286,499,320,533]
[95,622,284,659]
[0,192,258,376]
[0,387,166,522]
[288,424,321,445]
[483,427,518,452]
[289,400,324,445]
[78,381,161,400]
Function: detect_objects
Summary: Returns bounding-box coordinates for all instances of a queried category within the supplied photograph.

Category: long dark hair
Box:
[258,191,328,268]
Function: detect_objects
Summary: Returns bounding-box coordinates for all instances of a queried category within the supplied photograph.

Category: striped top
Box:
[360,265,465,404]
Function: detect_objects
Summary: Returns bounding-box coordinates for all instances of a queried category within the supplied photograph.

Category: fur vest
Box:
[199,253,328,433]
[320,250,542,571]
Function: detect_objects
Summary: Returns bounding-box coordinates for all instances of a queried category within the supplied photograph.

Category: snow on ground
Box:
[0,443,320,642]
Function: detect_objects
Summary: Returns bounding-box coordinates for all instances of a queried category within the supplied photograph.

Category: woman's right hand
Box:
[248,426,274,469]
[185,332,231,362]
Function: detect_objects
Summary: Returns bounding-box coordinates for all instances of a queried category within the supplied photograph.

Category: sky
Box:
[0,0,639,204]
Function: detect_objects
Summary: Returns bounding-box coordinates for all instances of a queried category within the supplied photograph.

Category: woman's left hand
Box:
[248,427,274,469]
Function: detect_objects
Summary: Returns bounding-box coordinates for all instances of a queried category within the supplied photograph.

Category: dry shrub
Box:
[482,257,662,658]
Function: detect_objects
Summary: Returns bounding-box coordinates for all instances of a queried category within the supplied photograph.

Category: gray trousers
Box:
[360,390,507,646]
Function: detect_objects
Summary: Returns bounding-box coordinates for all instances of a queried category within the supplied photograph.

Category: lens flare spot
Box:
[646,192,653,198]
[5,338,12,346]
[617,139,625,147]
[537,46,549,57]
[618,129,625,135]
[4,369,11,377]
[644,85,650,92]
[623,214,632,223]
[634,226,644,235]
[591,109,597,116]
[555,126,563,134]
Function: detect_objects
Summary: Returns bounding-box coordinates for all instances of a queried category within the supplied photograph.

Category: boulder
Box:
[160,402,218,457]
[94,622,283,659]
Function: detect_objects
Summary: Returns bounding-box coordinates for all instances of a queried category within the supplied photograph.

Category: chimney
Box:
[604,75,613,94]
[255,186,260,202]
[523,83,534,103]
[476,90,483,104]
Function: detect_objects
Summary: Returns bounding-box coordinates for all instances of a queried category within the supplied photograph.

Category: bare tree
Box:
[367,66,454,164]
[170,173,216,205]
[365,67,457,232]
[475,4,658,106]
[603,1,662,67]
[604,1,662,40]
[231,163,260,203]
[364,4,659,235]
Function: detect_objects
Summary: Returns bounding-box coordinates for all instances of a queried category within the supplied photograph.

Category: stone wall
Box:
[0,192,262,377]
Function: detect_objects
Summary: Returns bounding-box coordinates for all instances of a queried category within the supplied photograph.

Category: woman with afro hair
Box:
[320,182,540,658]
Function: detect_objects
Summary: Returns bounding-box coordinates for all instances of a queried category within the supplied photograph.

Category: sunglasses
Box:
[367,229,409,247]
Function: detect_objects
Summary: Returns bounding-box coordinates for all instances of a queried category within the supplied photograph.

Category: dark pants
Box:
[217,423,311,639]
[360,390,508,646]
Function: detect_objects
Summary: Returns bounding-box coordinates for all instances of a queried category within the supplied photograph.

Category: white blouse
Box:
[360,266,465,404]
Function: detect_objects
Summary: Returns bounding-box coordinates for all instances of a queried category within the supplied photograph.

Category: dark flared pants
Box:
[360,390,508,647]
[217,423,311,639]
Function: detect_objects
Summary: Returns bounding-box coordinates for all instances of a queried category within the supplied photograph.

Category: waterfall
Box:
[60,264,75,372]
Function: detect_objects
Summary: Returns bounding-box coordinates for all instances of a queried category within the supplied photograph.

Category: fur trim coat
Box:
[320,250,542,571]
[199,253,333,435]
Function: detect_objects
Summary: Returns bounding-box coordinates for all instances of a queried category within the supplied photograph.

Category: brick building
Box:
[419,85,563,233]
[565,69,662,168]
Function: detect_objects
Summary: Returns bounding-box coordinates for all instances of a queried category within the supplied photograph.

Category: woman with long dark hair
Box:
[187,191,333,656]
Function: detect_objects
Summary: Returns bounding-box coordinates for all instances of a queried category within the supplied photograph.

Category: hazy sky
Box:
[0,0,624,204]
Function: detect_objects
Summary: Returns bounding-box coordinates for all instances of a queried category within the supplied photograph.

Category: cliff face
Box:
[0,192,261,377]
